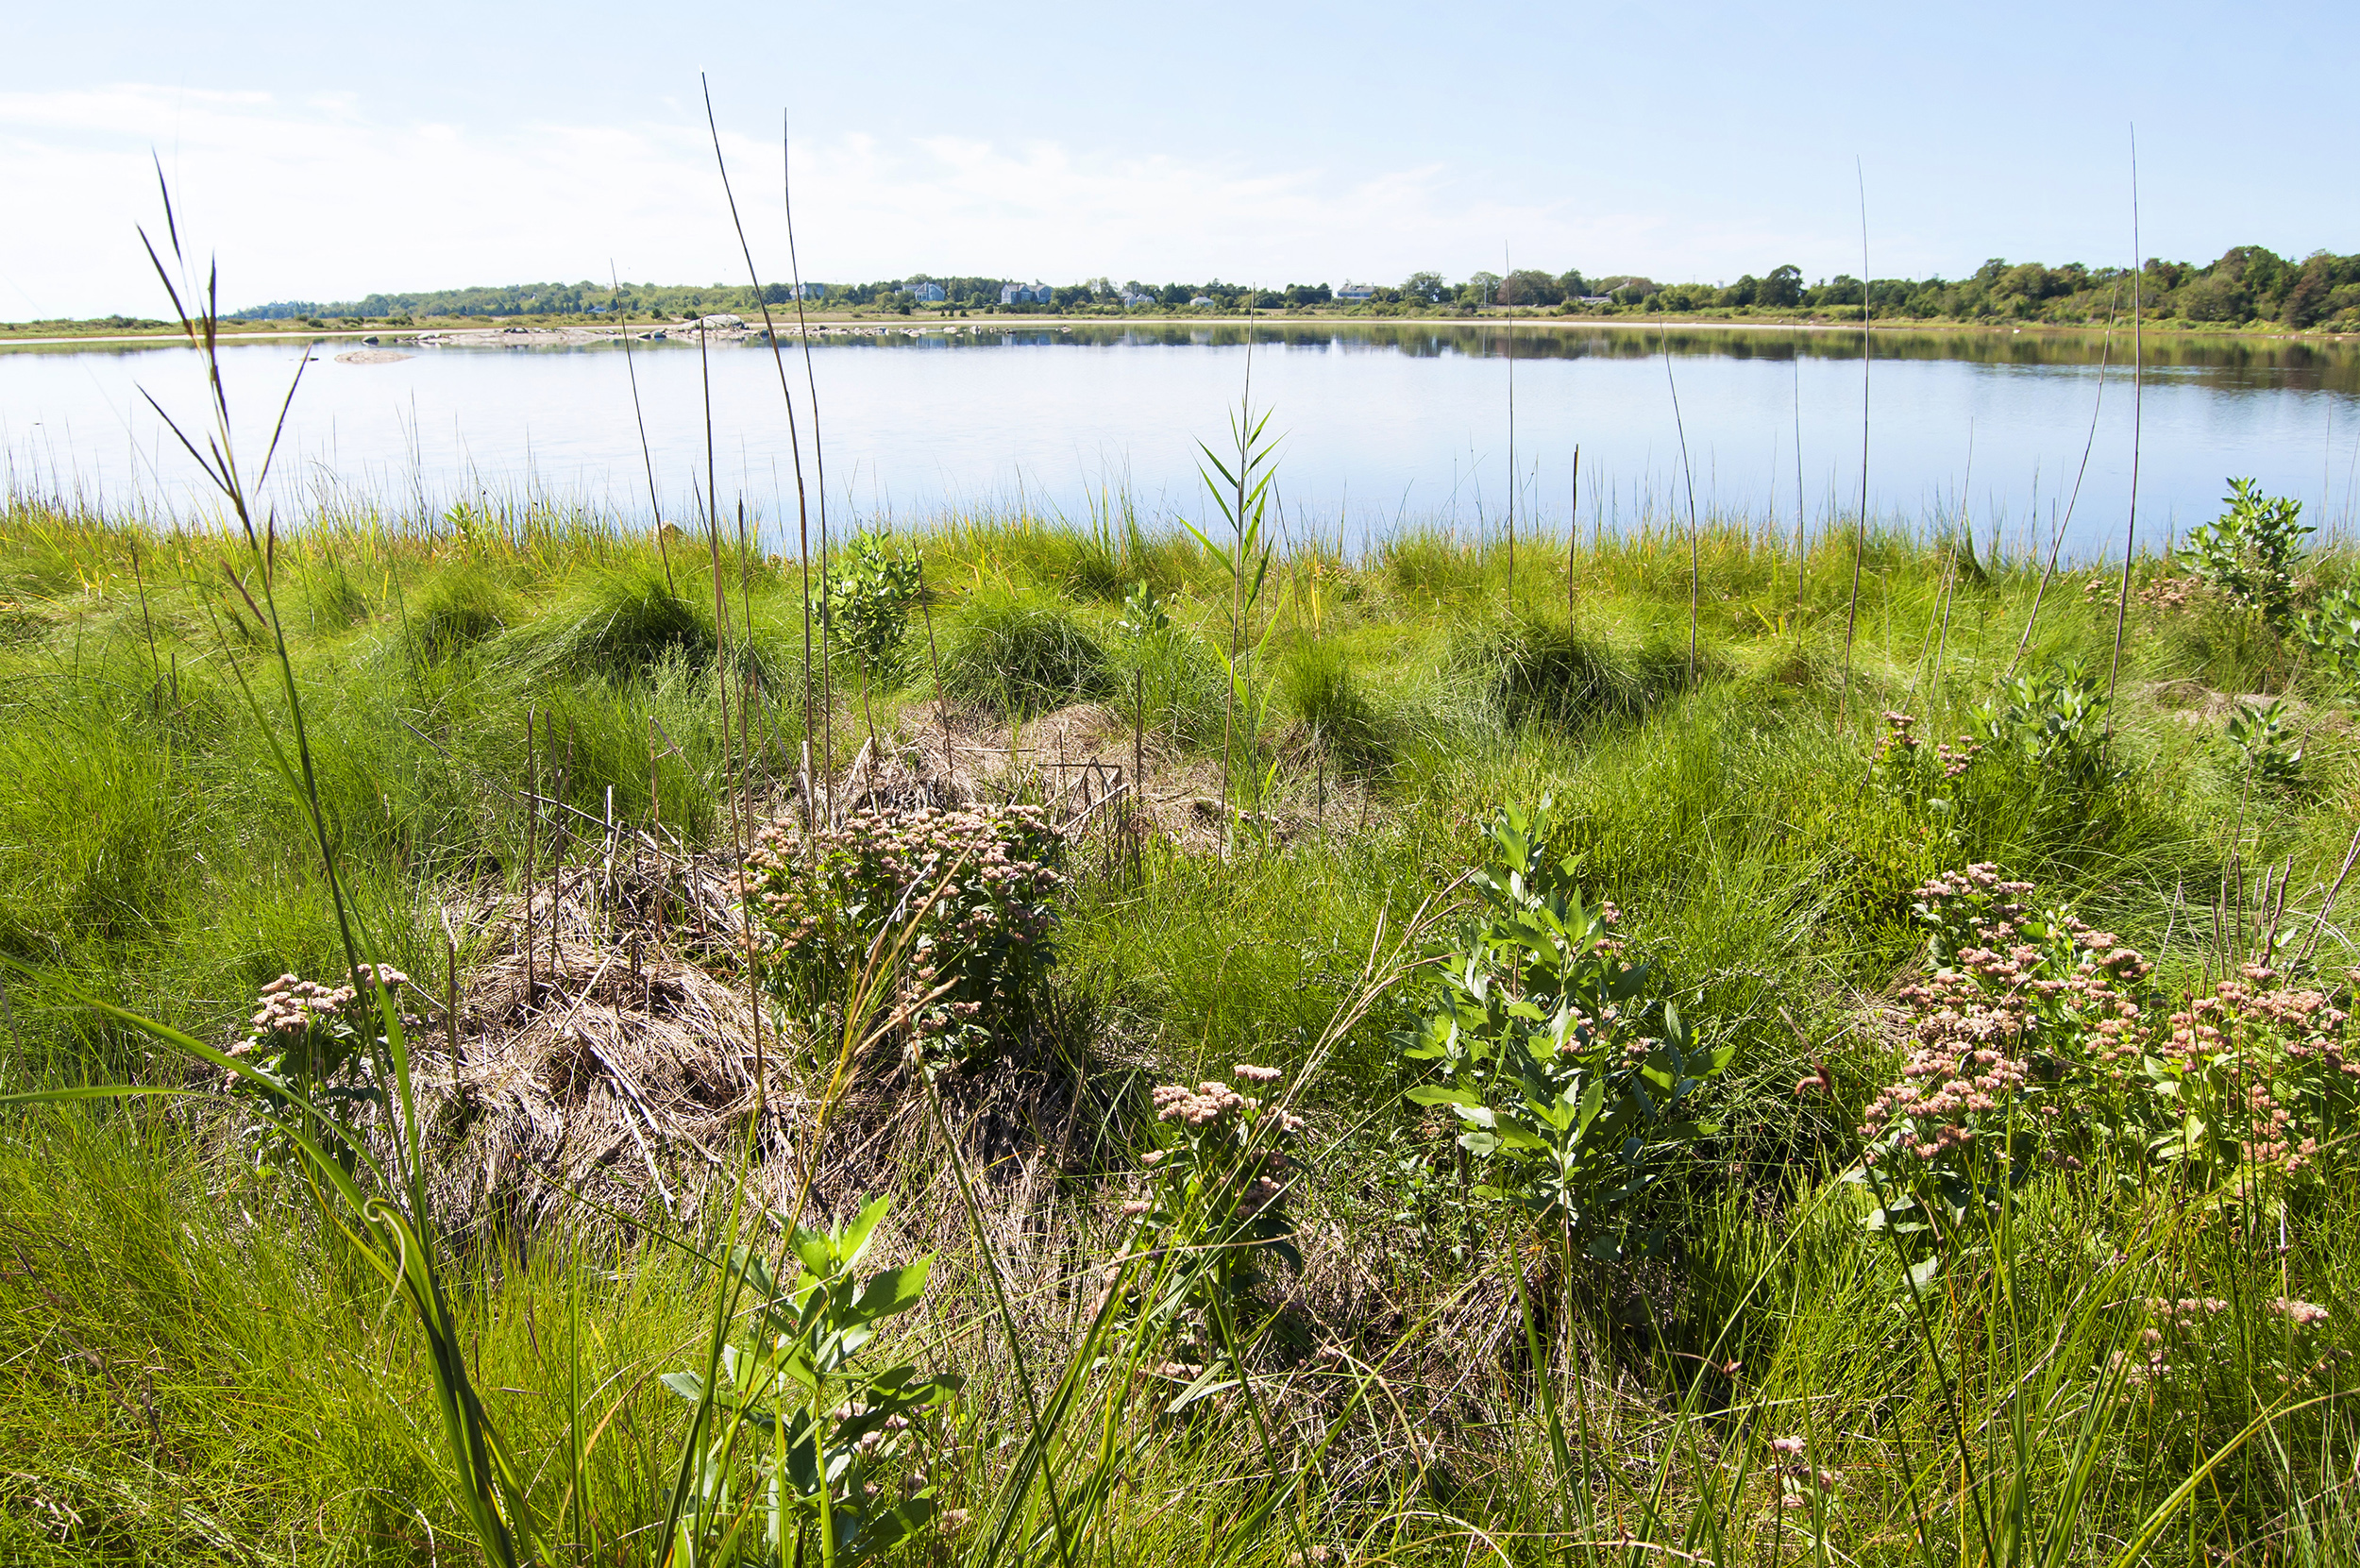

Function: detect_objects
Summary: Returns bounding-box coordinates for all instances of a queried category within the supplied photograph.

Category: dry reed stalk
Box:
[2106,127,2145,733]
[1795,346,1806,616]
[1504,246,1516,599]
[2008,285,2119,679]
[610,265,674,596]
[701,78,824,843]
[1841,158,1872,720]
[1660,325,1701,687]
[1567,444,1579,626]
[918,556,954,783]
[524,704,537,1002]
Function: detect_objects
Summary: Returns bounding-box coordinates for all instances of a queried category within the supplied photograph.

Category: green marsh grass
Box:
[4,464,2360,1563]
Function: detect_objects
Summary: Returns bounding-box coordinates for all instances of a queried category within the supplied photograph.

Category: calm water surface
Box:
[6,323,2357,560]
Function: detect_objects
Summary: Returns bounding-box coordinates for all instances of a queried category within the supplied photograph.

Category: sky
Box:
[2,1,2355,322]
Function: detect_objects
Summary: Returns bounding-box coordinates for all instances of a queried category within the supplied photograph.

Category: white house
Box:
[1119,289,1156,307]
[1188,295,1215,309]
[1334,281,1377,303]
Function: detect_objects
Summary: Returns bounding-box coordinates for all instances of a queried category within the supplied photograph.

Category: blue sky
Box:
[3,0,2353,320]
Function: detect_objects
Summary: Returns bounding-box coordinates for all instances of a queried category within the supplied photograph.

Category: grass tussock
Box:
[937,583,1113,716]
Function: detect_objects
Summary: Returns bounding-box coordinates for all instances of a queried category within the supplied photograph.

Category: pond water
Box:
[6,322,2358,561]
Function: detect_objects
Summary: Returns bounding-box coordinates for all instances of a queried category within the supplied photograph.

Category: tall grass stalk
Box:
[2107,126,2145,732]
[2010,284,2117,679]
[1843,157,1873,719]
[610,264,675,596]
[1661,322,1702,686]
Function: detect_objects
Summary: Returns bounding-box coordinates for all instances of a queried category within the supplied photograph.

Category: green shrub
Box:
[2178,478,2313,633]
[937,586,1111,717]
[823,532,923,681]
[2225,696,2306,791]
[1402,800,1732,1260]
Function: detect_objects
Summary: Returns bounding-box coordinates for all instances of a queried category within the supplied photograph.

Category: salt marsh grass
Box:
[4,442,2360,1565]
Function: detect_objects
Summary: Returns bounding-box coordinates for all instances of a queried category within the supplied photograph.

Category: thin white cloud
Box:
[0,83,1833,319]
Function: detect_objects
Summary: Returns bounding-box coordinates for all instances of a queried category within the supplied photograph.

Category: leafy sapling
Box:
[1400,801,1733,1262]
[824,533,925,682]
[2177,478,2313,634]
[2225,697,2305,791]
[664,1195,960,1565]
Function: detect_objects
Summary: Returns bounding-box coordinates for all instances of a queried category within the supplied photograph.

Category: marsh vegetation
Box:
[7,401,2360,1568]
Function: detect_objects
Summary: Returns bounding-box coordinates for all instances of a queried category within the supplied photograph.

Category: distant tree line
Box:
[228,244,2360,331]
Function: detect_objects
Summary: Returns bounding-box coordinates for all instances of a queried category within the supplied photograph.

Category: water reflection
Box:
[6,321,2356,557]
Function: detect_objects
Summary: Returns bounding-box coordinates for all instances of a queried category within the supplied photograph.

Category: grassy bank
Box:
[4,484,2359,1565]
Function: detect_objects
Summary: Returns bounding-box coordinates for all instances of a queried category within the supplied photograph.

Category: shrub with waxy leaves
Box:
[2177,477,2312,633]
[742,804,1064,1064]
[824,533,925,681]
[1400,801,1731,1261]
[663,1195,959,1565]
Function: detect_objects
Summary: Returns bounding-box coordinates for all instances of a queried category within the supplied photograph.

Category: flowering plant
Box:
[2143,963,2358,1198]
[1106,1064,1303,1382]
[226,964,409,1165]
[1858,864,2360,1251]
[743,804,1064,1065]
[1856,866,2149,1240]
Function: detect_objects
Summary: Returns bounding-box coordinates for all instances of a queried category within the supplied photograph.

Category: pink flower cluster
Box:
[1862,867,2148,1172]
[1876,711,1984,784]
[742,802,1065,1059]
[2161,965,2355,1177]
[1154,1079,1255,1127]
[1767,1435,1842,1510]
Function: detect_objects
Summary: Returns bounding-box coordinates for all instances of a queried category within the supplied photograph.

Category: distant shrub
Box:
[743,802,1065,1065]
[2296,581,2360,683]
[2178,478,2312,633]
[937,586,1111,717]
